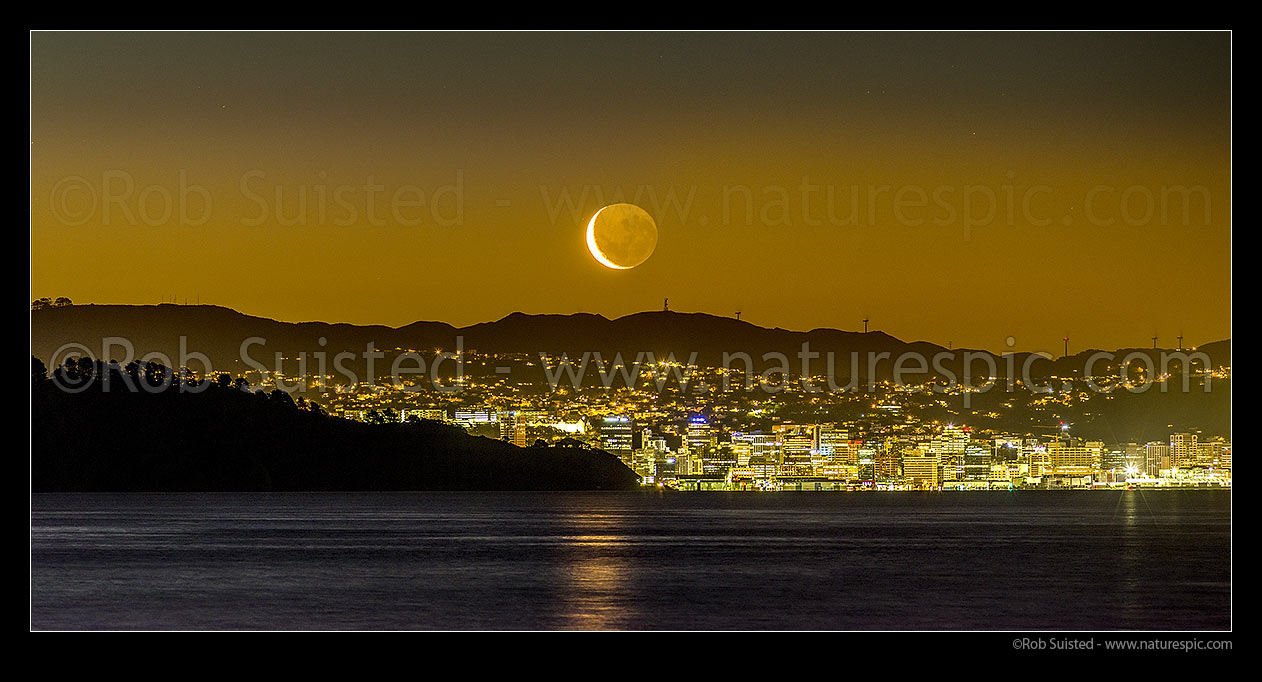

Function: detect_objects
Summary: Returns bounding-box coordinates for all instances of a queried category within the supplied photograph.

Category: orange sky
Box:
[31,32,1231,353]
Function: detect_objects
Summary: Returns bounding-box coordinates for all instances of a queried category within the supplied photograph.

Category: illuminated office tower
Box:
[962,443,991,481]
[856,446,877,482]
[731,432,778,466]
[731,432,753,465]
[656,453,680,479]
[1101,447,1127,473]
[930,424,969,480]
[817,424,848,461]
[703,444,737,475]
[1045,440,1103,475]
[1170,433,1198,469]
[1025,442,1051,478]
[776,424,817,475]
[497,411,527,447]
[687,416,714,456]
[1145,442,1171,476]
[902,448,941,488]
[600,416,634,457]
[878,437,911,481]
[635,428,663,477]
[1196,438,1227,467]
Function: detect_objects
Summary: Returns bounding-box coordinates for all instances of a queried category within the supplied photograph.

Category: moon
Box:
[586,203,658,270]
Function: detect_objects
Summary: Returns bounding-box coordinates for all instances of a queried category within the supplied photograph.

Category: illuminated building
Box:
[877,438,907,481]
[453,408,495,426]
[818,424,850,464]
[1197,437,1229,468]
[400,408,446,423]
[775,424,817,476]
[857,446,877,482]
[1170,433,1198,469]
[1025,441,1050,478]
[1046,440,1103,476]
[962,444,991,481]
[1122,443,1147,472]
[686,416,713,457]
[1145,442,1171,476]
[498,411,527,448]
[600,415,634,456]
[702,444,737,475]
[902,448,941,488]
[929,424,969,481]
[731,431,777,469]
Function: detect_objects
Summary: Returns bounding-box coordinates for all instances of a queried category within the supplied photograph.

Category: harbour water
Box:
[30,490,1231,630]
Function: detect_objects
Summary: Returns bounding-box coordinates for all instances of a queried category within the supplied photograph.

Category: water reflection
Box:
[1117,491,1141,613]
[556,512,635,630]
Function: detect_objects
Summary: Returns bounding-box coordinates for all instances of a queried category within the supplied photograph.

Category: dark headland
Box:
[31,358,640,492]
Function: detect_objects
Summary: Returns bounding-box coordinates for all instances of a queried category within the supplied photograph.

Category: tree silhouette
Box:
[32,356,47,384]
[267,389,297,409]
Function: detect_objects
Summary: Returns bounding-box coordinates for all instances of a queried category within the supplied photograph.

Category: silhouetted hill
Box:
[30,304,1231,384]
[31,360,640,492]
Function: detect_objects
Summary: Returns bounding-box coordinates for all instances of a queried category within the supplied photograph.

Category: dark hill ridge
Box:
[31,304,1231,382]
[31,367,641,492]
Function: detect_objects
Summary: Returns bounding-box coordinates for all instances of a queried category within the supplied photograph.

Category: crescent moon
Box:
[586,203,657,270]
[586,206,631,270]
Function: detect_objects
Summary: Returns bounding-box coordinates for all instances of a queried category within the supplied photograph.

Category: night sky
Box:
[30,32,1231,353]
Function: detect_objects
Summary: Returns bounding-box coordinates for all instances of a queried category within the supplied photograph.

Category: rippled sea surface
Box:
[31,490,1230,630]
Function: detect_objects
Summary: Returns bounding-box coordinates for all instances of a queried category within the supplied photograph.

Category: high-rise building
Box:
[1196,438,1228,468]
[818,424,849,464]
[600,416,634,456]
[686,416,713,455]
[1101,447,1126,472]
[1024,440,1050,478]
[775,423,817,475]
[702,445,737,475]
[497,411,527,447]
[962,444,991,481]
[857,446,877,482]
[1145,442,1171,476]
[878,437,911,481]
[1046,440,1103,474]
[930,424,969,481]
[1170,433,1198,469]
[903,448,941,488]
[731,432,779,467]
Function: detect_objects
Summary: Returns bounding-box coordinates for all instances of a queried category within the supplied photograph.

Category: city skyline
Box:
[31,29,1233,635]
